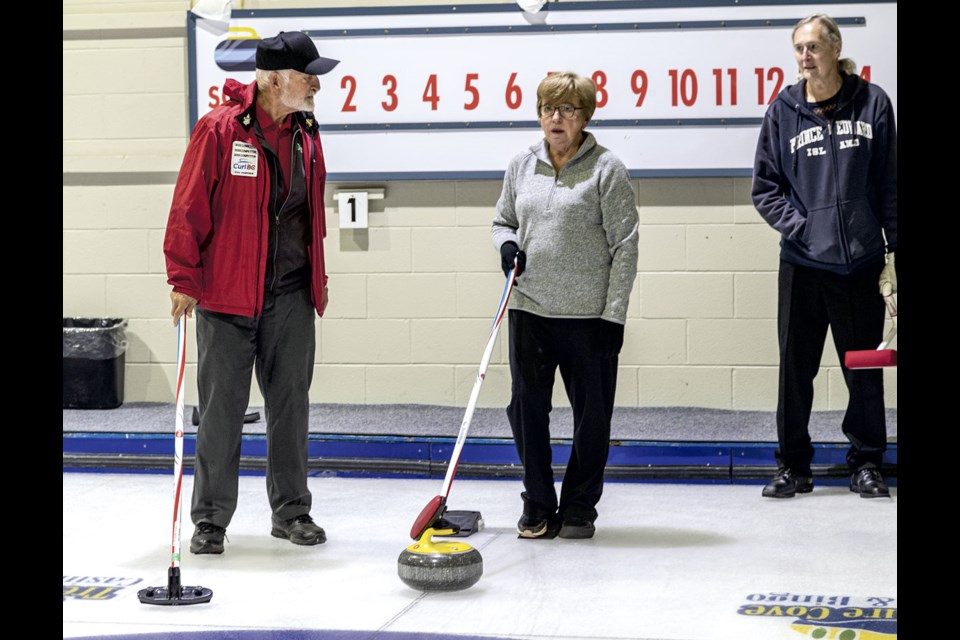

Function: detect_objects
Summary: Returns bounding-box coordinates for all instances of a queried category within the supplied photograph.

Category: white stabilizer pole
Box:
[878,295,897,350]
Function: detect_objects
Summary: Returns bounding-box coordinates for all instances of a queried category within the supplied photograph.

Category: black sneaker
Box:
[517,514,557,540]
[850,468,890,498]
[761,468,813,498]
[271,514,326,545]
[558,517,596,539]
[190,522,226,554]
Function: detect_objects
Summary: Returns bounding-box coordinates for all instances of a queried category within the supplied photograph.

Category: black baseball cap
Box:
[256,31,339,76]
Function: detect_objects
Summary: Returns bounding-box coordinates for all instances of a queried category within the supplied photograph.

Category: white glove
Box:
[879,252,897,296]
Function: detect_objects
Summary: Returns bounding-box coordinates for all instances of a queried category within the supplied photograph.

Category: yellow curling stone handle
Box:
[405,527,476,555]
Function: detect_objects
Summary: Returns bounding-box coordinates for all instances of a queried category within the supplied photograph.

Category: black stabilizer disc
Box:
[440,510,483,537]
[138,567,213,606]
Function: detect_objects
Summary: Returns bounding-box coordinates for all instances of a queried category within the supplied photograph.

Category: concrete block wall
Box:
[62,0,897,412]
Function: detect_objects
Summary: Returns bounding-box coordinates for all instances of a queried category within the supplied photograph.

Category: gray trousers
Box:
[192,288,316,528]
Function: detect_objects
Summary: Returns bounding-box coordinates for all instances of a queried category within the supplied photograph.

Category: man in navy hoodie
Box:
[752,14,897,499]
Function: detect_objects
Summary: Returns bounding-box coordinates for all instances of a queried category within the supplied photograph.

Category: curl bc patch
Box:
[231,140,258,177]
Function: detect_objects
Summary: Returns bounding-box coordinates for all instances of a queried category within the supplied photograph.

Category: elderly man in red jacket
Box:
[164,32,337,554]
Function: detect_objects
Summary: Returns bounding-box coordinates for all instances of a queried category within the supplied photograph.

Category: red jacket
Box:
[164,79,328,317]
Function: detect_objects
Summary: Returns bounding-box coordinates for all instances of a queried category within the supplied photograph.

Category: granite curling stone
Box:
[397,527,483,592]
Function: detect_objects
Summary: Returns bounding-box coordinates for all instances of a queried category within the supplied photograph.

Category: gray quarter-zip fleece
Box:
[491,132,639,324]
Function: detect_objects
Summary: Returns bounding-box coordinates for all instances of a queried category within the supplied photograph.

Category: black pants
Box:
[507,310,622,524]
[776,261,887,474]
[192,288,316,528]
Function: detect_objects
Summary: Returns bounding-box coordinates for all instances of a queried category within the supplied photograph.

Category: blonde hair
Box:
[535,71,597,122]
[793,14,857,75]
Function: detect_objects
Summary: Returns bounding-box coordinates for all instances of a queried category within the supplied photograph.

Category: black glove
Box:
[604,320,625,356]
[499,242,526,279]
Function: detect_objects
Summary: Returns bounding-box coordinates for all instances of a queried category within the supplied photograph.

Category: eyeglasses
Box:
[539,104,583,119]
[793,42,825,55]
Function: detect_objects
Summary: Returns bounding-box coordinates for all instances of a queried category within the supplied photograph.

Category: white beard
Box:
[278,73,316,113]
[281,92,314,113]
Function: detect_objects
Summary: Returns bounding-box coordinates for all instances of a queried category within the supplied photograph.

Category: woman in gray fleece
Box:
[491,71,639,540]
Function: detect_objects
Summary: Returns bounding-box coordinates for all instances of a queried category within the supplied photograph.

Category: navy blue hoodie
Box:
[752,73,897,274]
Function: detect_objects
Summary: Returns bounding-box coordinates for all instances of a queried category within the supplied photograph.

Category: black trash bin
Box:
[63,318,128,409]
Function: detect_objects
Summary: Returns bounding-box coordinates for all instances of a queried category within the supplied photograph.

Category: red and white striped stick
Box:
[409,263,517,539]
[170,317,187,567]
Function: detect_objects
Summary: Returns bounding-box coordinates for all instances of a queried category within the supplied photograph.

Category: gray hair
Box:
[255,68,292,91]
[793,14,857,75]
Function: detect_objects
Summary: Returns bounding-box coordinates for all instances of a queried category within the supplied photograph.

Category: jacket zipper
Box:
[547,168,559,211]
[268,151,281,294]
[546,152,576,211]
[268,127,304,294]
[826,117,851,266]
[255,142,266,316]
[305,134,314,264]
[803,81,858,268]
